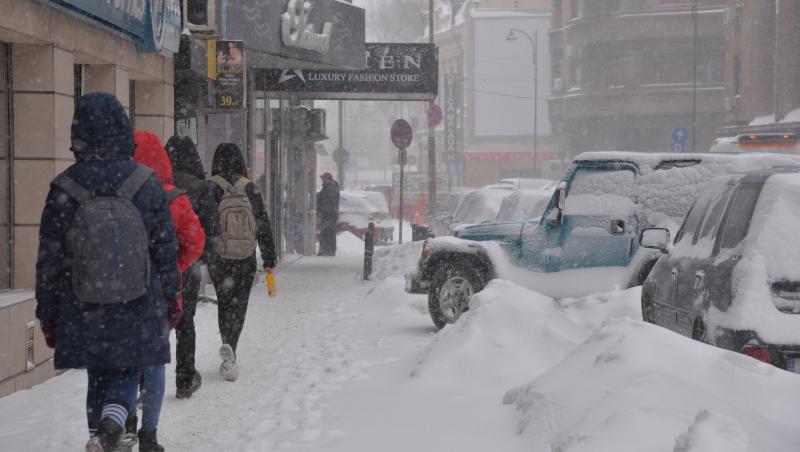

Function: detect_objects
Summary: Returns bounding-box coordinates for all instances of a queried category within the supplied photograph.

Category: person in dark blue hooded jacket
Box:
[35,92,181,452]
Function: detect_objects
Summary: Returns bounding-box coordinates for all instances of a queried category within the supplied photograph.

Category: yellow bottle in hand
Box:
[266,269,277,298]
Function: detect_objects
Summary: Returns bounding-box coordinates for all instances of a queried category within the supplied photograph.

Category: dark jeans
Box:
[319,215,338,256]
[208,259,255,354]
[175,263,202,389]
[86,368,139,434]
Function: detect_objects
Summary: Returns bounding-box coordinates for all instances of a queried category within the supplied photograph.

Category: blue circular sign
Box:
[427,103,443,128]
[391,119,413,150]
[672,128,689,144]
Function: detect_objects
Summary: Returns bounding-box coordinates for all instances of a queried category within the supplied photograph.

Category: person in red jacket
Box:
[132,130,206,451]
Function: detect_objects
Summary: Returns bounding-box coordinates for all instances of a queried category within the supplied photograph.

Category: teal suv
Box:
[406,151,800,329]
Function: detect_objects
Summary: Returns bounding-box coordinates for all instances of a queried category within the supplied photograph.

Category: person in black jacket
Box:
[317,172,340,256]
[36,92,181,451]
[207,143,277,382]
[165,136,220,399]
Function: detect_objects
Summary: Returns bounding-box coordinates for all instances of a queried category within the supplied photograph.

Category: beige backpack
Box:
[211,176,257,259]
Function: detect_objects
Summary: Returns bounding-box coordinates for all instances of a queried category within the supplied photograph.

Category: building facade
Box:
[548,0,726,156]
[0,0,180,397]
[718,0,800,136]
[433,0,554,188]
[176,0,365,257]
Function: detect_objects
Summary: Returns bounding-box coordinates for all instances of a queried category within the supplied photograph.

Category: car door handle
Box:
[694,270,705,289]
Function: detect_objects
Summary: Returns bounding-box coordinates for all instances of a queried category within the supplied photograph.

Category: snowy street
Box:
[3,238,800,452]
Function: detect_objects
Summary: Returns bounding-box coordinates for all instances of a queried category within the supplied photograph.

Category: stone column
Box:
[83,65,130,114]
[11,44,74,289]
[774,0,800,121]
[133,58,175,142]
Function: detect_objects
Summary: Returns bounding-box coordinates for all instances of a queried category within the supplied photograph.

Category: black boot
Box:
[138,429,165,452]
[85,417,124,452]
[176,371,202,399]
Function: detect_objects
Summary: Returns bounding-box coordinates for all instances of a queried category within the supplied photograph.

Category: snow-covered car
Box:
[446,188,510,235]
[334,191,395,244]
[431,188,472,237]
[407,151,800,329]
[640,168,800,372]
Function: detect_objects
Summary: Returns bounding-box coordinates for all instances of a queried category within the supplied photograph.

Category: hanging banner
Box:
[444,72,462,163]
[257,43,438,101]
[210,40,246,109]
[46,0,181,55]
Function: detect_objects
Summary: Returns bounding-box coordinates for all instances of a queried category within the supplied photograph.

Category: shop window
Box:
[0,43,11,289]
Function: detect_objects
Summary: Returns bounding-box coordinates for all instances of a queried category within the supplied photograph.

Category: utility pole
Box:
[691,0,698,152]
[427,0,437,219]
[507,28,538,174]
[338,100,345,187]
[533,30,539,176]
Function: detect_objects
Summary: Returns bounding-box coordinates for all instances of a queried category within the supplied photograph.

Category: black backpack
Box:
[51,166,154,305]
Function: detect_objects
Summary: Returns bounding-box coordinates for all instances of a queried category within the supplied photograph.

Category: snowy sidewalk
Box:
[0,255,387,451]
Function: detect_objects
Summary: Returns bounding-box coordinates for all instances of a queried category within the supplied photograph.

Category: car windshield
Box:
[564,169,636,217]
[452,189,508,224]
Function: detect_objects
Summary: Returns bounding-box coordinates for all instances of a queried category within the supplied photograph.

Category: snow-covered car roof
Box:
[573,152,800,228]
[574,151,800,173]
[340,191,388,215]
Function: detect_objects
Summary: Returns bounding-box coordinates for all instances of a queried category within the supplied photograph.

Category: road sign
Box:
[427,103,443,128]
[332,147,350,165]
[391,119,413,150]
[672,128,689,144]
[407,155,418,166]
[672,143,684,153]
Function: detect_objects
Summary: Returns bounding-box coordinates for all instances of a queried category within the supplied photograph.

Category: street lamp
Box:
[506,28,538,175]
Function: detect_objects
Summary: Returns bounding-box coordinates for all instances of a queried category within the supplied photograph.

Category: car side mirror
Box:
[556,182,567,211]
[640,228,671,253]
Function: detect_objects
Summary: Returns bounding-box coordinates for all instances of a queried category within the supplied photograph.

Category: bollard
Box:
[363,222,375,280]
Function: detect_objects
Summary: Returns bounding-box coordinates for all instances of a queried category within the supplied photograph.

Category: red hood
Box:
[134,131,173,185]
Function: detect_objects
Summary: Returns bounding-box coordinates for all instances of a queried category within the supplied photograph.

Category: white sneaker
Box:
[219,344,239,382]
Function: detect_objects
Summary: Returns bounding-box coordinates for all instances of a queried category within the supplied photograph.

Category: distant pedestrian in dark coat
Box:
[207,143,277,382]
[133,130,205,451]
[165,135,220,399]
[35,92,181,451]
[317,172,340,256]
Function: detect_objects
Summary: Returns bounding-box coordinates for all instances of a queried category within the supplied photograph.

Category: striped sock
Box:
[100,403,128,429]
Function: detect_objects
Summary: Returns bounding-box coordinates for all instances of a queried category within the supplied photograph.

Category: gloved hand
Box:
[166,299,183,330]
[40,320,56,349]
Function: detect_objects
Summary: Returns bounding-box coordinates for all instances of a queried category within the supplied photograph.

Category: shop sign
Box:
[444,72,461,162]
[208,40,246,110]
[282,0,333,54]
[257,43,438,101]
[46,0,181,55]
[226,0,365,69]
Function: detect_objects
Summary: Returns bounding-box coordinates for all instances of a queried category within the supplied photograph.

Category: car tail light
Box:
[742,345,773,363]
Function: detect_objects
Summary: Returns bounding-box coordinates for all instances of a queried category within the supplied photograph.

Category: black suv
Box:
[640,168,800,372]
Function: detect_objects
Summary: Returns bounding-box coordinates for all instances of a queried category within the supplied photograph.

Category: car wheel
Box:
[428,263,484,329]
[692,317,708,343]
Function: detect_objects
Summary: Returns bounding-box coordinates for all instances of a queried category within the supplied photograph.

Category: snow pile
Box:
[372,240,424,280]
[411,280,590,388]
[503,318,800,452]
[557,287,642,332]
[336,231,366,257]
